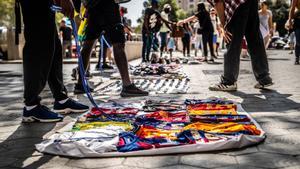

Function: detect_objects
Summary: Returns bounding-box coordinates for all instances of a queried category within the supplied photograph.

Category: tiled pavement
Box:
[0,50,299,169]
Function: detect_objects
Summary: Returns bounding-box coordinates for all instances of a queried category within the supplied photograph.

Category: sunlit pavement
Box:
[0,50,299,169]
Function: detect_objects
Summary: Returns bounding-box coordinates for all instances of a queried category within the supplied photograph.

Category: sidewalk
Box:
[0,58,99,64]
[0,50,299,169]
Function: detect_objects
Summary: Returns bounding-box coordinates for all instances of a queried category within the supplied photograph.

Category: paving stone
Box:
[123,156,179,169]
[12,156,69,169]
[180,154,237,168]
[0,147,42,158]
[278,166,300,169]
[102,166,144,169]
[258,143,300,155]
[220,146,259,156]
[0,157,18,168]
[214,165,267,169]
[154,165,203,169]
[265,135,300,145]
[67,158,125,169]
[236,152,300,168]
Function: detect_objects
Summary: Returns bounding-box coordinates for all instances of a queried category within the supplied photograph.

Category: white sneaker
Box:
[209,82,237,91]
[254,82,274,89]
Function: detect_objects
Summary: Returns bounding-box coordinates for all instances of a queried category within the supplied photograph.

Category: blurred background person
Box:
[59,20,73,58]
[210,8,220,58]
[288,0,300,64]
[160,4,172,57]
[259,0,273,49]
[181,23,193,57]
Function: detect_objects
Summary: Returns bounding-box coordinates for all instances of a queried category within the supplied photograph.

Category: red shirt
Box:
[207,0,247,26]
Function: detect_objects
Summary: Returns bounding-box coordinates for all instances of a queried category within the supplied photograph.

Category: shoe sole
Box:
[22,116,63,123]
[209,87,237,92]
[120,93,149,98]
[53,108,89,115]
[254,83,274,89]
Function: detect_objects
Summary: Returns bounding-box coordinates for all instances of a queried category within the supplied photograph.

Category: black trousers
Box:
[20,0,68,106]
[181,33,191,56]
[202,31,215,57]
[223,0,271,84]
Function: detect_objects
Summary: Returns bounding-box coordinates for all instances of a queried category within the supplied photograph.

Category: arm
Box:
[268,11,273,34]
[177,15,197,26]
[214,1,225,27]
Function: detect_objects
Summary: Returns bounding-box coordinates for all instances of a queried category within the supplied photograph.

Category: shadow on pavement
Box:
[230,89,300,112]
[0,123,55,168]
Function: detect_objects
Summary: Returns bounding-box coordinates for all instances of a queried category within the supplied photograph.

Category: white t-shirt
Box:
[210,15,219,35]
[160,11,169,33]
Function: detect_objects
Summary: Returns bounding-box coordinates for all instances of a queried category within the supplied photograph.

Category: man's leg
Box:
[48,32,68,101]
[244,0,272,85]
[142,32,147,62]
[202,34,208,58]
[146,34,153,62]
[62,42,67,58]
[208,32,215,58]
[21,0,56,106]
[113,43,131,86]
[209,0,251,91]
[68,41,73,58]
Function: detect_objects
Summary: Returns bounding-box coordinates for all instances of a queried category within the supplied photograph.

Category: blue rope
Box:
[98,33,112,71]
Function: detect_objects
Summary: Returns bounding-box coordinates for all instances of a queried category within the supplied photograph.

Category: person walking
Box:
[287,0,300,65]
[16,0,89,122]
[193,21,204,57]
[206,0,273,91]
[259,0,273,49]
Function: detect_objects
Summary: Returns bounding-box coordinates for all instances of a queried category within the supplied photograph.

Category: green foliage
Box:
[268,0,290,36]
[0,0,14,27]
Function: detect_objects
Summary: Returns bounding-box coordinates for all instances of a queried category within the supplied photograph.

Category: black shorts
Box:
[85,0,125,44]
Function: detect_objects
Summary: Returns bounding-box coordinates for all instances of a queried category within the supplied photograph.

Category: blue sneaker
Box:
[53,98,89,114]
[22,105,63,123]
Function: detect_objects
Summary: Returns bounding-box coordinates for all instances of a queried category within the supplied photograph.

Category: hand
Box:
[220,27,232,43]
[177,20,185,26]
[285,19,293,30]
[57,0,75,18]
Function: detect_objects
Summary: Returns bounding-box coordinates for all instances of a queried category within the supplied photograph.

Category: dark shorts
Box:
[85,0,125,44]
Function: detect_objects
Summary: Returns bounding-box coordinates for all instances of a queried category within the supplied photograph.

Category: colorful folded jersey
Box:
[188,108,238,115]
[190,115,251,123]
[133,118,186,130]
[184,122,261,135]
[187,104,237,111]
[135,125,182,140]
[117,132,181,152]
[143,100,185,112]
[72,121,133,131]
[79,107,138,122]
[138,111,189,123]
[185,98,234,105]
[177,130,230,144]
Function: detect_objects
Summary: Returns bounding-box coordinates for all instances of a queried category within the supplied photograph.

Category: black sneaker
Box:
[53,98,89,114]
[74,84,94,94]
[120,84,149,97]
[102,63,114,70]
[22,105,63,123]
[295,60,300,65]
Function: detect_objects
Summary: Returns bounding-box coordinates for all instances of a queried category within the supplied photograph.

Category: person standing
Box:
[259,0,273,49]
[207,0,273,91]
[210,8,220,58]
[16,0,89,122]
[181,23,192,57]
[159,4,172,57]
[287,0,300,65]
[193,21,204,57]
[74,0,149,97]
[59,20,73,58]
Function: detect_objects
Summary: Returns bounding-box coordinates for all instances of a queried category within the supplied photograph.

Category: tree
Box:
[0,0,14,27]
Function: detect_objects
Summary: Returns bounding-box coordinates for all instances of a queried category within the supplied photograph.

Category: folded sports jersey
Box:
[73,121,133,131]
[184,122,261,135]
[138,111,189,123]
[143,99,186,112]
[135,125,182,140]
[187,104,237,111]
[177,130,230,144]
[185,98,234,105]
[189,114,251,123]
[188,108,238,115]
[117,132,181,152]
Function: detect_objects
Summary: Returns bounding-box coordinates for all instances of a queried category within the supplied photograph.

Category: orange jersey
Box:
[184,122,261,135]
[188,108,238,115]
[135,125,182,140]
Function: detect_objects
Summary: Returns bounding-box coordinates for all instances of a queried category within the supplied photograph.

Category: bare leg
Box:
[113,43,131,86]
